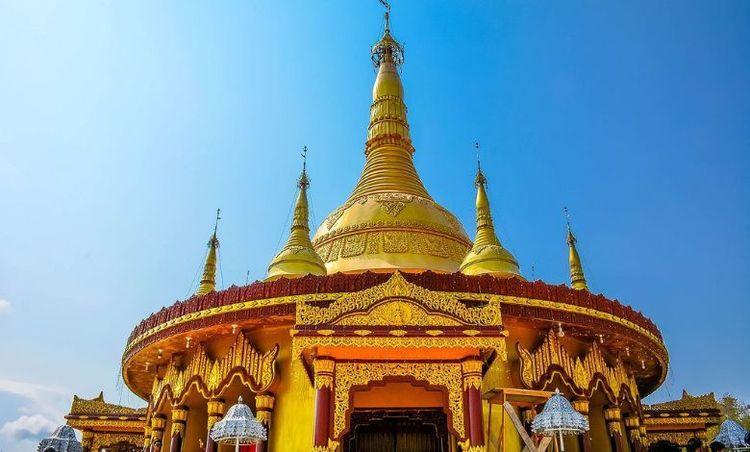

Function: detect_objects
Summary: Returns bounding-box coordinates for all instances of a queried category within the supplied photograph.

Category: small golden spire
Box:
[195,209,221,296]
[267,147,326,280]
[565,207,588,290]
[460,143,522,278]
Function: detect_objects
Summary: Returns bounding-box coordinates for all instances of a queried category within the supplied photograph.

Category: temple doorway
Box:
[344,409,450,452]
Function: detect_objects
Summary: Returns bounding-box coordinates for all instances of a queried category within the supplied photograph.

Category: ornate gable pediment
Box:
[296,272,501,327]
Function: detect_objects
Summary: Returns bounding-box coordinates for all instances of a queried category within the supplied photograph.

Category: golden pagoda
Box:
[62,6,714,452]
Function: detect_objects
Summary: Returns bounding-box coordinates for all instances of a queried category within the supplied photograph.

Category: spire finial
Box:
[379,0,391,31]
[196,210,221,296]
[474,141,486,187]
[299,146,310,190]
[564,207,588,290]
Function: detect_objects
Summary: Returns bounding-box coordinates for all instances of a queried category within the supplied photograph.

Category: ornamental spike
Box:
[196,209,221,296]
[564,207,588,290]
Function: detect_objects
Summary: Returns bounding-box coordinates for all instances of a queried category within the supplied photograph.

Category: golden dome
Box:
[459,169,522,278]
[267,166,327,280]
[311,22,470,274]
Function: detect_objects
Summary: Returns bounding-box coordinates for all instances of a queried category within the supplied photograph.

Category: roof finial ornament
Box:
[379,0,391,32]
[299,145,310,190]
[564,206,588,291]
[474,141,486,186]
[196,209,221,296]
[372,0,403,67]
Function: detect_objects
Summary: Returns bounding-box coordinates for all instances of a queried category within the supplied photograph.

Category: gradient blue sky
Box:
[1,1,748,450]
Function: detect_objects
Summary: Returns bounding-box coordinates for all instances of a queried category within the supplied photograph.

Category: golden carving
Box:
[293,335,507,361]
[646,431,708,446]
[333,362,465,439]
[150,333,278,406]
[338,299,461,327]
[517,330,639,404]
[296,272,501,327]
[461,360,483,390]
[313,359,335,389]
[91,433,144,451]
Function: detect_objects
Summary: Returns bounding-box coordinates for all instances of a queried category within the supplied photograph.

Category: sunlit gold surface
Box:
[460,169,521,277]
[312,25,470,274]
[567,226,588,290]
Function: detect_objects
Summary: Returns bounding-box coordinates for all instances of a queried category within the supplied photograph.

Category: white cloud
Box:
[0,299,9,314]
[0,414,57,442]
[0,379,70,450]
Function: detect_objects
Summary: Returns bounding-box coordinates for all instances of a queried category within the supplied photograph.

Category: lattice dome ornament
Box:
[531,389,589,451]
[209,396,267,452]
[37,425,83,452]
[712,419,750,450]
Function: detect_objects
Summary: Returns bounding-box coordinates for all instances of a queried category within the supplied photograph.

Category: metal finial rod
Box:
[301,145,308,172]
[299,146,310,189]
[474,141,481,172]
[563,206,572,231]
[379,0,391,31]
[213,208,222,236]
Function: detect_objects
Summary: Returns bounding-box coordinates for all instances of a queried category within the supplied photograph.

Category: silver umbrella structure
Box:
[531,389,589,451]
[712,419,750,451]
[37,425,83,452]
[209,396,267,452]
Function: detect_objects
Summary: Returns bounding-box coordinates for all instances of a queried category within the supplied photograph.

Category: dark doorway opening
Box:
[344,409,450,452]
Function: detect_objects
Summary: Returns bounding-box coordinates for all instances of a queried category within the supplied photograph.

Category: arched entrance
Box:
[345,409,450,452]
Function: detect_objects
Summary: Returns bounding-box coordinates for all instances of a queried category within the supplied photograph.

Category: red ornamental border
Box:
[127,272,662,347]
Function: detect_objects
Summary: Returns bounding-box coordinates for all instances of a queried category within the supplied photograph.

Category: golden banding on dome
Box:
[459,167,522,278]
[267,162,326,280]
[312,19,470,274]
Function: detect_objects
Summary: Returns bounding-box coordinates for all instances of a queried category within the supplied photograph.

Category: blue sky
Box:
[0,1,748,450]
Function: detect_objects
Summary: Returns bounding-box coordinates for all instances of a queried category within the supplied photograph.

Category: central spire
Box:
[312,7,470,274]
[347,8,430,200]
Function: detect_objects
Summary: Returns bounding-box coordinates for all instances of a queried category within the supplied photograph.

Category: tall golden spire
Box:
[195,209,221,296]
[565,207,588,290]
[348,4,429,200]
[311,6,470,275]
[460,143,521,278]
[267,147,327,280]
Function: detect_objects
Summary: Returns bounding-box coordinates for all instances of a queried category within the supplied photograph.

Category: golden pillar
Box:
[255,394,275,452]
[461,359,484,451]
[150,416,167,452]
[81,431,93,452]
[604,407,624,452]
[572,399,592,452]
[624,415,642,451]
[143,425,152,452]
[205,399,225,452]
[170,406,188,452]
[313,358,336,452]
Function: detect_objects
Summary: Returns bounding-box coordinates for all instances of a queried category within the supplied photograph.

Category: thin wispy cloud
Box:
[0,299,10,314]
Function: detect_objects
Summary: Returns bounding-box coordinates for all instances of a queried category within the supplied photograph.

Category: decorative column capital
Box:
[255,393,275,426]
[313,358,335,389]
[171,406,188,437]
[604,406,622,422]
[207,398,226,431]
[461,359,483,390]
[572,399,590,416]
[151,416,167,431]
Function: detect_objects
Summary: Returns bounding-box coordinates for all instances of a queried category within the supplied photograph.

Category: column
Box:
[81,431,93,452]
[604,407,625,452]
[639,426,649,451]
[697,430,709,452]
[150,416,167,452]
[624,415,641,452]
[313,358,335,451]
[461,359,484,451]
[572,399,592,452]
[255,394,275,452]
[170,406,188,452]
[205,399,225,452]
[143,425,152,452]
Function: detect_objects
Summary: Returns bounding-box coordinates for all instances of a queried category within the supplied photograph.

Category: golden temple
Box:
[62,7,723,452]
